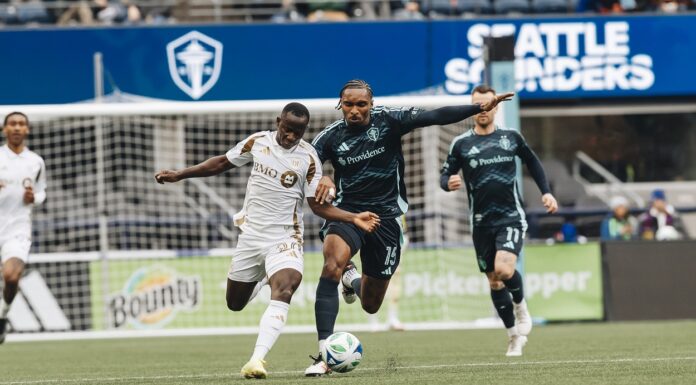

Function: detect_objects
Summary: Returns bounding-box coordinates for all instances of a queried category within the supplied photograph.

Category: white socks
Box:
[318,339,326,355]
[507,326,519,338]
[0,298,10,318]
[250,300,290,361]
[388,307,400,325]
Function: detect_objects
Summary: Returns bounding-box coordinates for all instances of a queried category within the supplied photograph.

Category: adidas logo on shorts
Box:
[503,241,515,249]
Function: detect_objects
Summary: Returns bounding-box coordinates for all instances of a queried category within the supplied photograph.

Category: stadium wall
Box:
[601,241,696,321]
[1,15,695,104]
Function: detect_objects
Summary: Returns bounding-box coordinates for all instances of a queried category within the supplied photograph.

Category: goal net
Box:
[0,96,508,337]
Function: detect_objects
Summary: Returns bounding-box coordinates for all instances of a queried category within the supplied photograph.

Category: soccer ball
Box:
[321,332,363,373]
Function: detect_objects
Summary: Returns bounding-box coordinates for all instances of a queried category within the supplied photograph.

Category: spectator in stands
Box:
[295,1,351,21]
[93,0,127,24]
[600,196,638,241]
[392,1,425,19]
[639,189,682,241]
[646,0,691,12]
[57,0,94,25]
[576,0,623,12]
[58,0,139,25]
[0,0,51,25]
[123,0,142,24]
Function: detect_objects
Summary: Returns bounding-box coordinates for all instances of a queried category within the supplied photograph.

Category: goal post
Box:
[0,96,509,338]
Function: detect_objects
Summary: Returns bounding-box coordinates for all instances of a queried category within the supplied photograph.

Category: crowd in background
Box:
[549,189,686,243]
[0,0,694,27]
[599,189,684,241]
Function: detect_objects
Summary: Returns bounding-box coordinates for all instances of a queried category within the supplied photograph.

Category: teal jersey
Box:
[312,106,425,219]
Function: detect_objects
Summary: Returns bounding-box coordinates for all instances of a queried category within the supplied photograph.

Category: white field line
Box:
[1,356,694,384]
[5,320,506,343]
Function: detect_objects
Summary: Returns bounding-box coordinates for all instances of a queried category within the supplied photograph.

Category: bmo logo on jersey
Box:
[280,171,299,188]
[445,21,655,95]
[253,161,299,188]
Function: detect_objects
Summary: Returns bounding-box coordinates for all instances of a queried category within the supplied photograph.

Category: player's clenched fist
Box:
[447,175,463,191]
[23,186,34,204]
[353,212,380,233]
[314,175,336,204]
[155,170,181,184]
[542,193,558,214]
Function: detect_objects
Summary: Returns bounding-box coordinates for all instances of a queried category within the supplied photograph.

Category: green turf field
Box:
[1,320,694,384]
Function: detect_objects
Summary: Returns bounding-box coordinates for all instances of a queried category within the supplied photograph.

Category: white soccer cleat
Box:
[0,318,7,344]
[506,335,527,357]
[389,319,405,331]
[341,263,359,305]
[304,354,331,377]
[240,358,267,379]
[513,299,532,336]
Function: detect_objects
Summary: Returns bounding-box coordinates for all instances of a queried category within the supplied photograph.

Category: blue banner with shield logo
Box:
[0,15,694,104]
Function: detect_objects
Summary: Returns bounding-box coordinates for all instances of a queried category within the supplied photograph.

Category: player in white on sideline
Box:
[0,112,47,344]
[155,103,380,379]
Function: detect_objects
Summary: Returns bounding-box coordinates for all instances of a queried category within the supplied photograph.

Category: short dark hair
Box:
[339,79,374,99]
[282,102,310,121]
[337,79,373,109]
[471,85,496,96]
[3,111,29,127]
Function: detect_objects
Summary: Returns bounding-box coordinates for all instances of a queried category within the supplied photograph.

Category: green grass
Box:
[1,320,695,384]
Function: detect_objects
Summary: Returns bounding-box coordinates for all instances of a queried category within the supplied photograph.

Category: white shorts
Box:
[1,234,31,263]
[227,233,304,283]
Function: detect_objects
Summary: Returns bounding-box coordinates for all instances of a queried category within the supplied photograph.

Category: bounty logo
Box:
[444,21,655,95]
[366,126,380,142]
[167,31,223,100]
[109,265,201,329]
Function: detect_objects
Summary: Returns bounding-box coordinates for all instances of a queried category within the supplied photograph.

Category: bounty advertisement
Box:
[90,244,602,330]
[1,15,695,104]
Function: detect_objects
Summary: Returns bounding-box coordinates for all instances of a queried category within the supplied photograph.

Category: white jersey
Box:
[0,144,47,239]
[225,131,322,241]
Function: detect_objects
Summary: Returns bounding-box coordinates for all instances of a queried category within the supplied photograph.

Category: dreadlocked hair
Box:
[336,79,373,109]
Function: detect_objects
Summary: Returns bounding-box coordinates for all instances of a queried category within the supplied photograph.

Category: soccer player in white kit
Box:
[0,112,47,344]
[155,103,380,379]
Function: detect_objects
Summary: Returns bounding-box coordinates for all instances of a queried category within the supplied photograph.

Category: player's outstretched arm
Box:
[307,198,381,233]
[402,92,515,131]
[155,155,234,184]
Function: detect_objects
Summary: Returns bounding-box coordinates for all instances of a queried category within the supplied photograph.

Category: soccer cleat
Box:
[341,263,359,305]
[240,358,267,379]
[304,354,331,377]
[389,319,405,331]
[0,318,7,344]
[513,299,532,336]
[506,335,527,357]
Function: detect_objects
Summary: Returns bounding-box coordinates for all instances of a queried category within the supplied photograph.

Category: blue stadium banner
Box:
[0,15,694,104]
